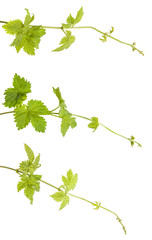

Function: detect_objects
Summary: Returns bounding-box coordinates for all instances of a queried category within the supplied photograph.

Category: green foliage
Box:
[88,117,99,132]
[62,7,84,28]
[17,144,42,204]
[2,9,46,55]
[53,7,84,52]
[52,31,75,52]
[53,87,77,136]
[3,73,31,108]
[60,107,77,136]
[14,100,50,132]
[61,169,78,193]
[50,169,78,210]
[52,87,65,105]
[51,191,70,210]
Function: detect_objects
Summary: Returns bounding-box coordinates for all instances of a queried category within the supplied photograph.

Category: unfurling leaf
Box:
[88,117,99,132]
[17,144,42,204]
[130,135,135,147]
[3,9,46,55]
[52,87,65,105]
[74,7,84,24]
[53,87,77,135]
[3,73,31,108]
[62,6,84,28]
[92,201,101,210]
[52,31,75,52]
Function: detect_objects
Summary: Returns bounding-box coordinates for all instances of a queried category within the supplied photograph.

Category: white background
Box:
[0,0,151,239]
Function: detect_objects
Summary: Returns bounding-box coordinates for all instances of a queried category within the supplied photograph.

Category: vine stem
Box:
[0,109,141,147]
[72,113,141,147]
[51,112,142,147]
[0,164,126,234]
[0,110,14,115]
[0,20,143,55]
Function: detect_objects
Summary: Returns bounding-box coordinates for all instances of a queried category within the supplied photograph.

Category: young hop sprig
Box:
[0,7,144,55]
[0,144,126,234]
[0,73,141,147]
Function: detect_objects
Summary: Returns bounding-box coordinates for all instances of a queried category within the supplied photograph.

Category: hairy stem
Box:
[0,164,126,234]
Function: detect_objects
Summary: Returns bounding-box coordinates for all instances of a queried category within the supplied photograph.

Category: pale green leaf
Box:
[2,19,23,35]
[3,9,45,55]
[24,144,35,163]
[74,7,84,24]
[59,195,69,210]
[62,169,78,192]
[88,117,99,132]
[51,191,65,202]
[52,31,75,52]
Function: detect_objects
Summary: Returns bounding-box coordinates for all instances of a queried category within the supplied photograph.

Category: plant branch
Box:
[0,110,14,116]
[0,108,141,147]
[0,164,126,234]
[0,20,144,55]
[71,113,142,147]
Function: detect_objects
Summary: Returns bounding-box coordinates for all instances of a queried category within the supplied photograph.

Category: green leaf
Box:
[74,7,84,24]
[17,174,42,204]
[30,115,47,133]
[24,143,35,163]
[50,191,70,210]
[62,169,78,192]
[88,117,99,132]
[3,9,45,55]
[66,14,75,26]
[28,99,50,115]
[24,9,34,26]
[19,152,40,175]
[52,31,75,52]
[51,191,65,202]
[62,7,84,28]
[52,87,65,106]
[17,145,42,204]
[59,195,69,210]
[3,73,31,108]
[60,112,77,136]
[2,19,23,35]
[14,100,50,132]
[14,104,30,130]
[53,87,77,135]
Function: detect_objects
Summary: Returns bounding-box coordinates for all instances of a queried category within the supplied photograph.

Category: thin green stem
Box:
[0,164,126,234]
[0,110,14,115]
[49,106,60,114]
[68,192,126,234]
[72,113,142,147]
[0,165,18,172]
